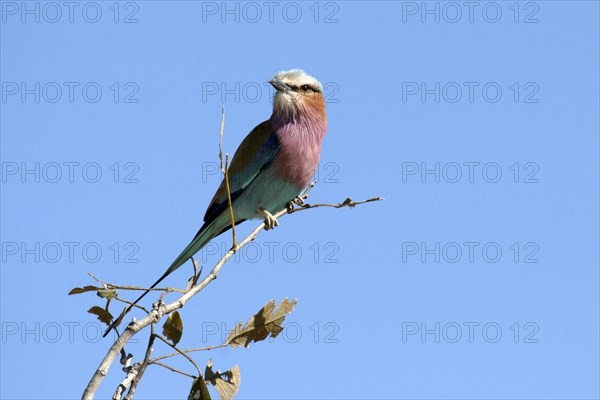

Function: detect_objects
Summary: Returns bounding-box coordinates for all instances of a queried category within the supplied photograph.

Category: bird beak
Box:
[269,78,288,93]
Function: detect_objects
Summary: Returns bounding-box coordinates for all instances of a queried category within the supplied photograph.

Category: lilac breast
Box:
[272,117,327,190]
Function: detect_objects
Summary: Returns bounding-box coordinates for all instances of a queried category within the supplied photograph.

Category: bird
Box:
[105,69,328,335]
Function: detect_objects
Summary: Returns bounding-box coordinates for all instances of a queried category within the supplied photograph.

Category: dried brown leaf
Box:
[205,360,241,400]
[225,298,297,348]
[188,376,212,400]
[68,285,102,295]
[87,306,113,326]
[163,310,183,346]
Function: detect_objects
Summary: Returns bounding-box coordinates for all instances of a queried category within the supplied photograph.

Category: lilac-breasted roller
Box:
[107,70,327,333]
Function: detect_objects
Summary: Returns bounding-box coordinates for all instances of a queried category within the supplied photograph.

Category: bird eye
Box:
[301,85,310,92]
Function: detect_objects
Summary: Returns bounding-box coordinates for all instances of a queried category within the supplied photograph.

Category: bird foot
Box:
[293,195,306,207]
[286,195,306,213]
[257,207,279,230]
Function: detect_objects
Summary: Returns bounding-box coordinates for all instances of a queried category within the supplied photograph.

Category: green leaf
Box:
[225,298,297,348]
[188,376,212,400]
[163,310,183,346]
[68,285,102,295]
[205,360,241,400]
[87,306,113,326]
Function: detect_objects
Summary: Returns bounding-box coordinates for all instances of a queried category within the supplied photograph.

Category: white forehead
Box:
[273,69,322,89]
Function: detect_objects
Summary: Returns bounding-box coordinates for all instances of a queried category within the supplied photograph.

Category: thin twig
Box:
[290,196,384,213]
[218,106,237,250]
[113,297,148,312]
[88,272,110,290]
[151,343,228,363]
[302,180,317,197]
[151,361,197,379]
[224,153,237,250]
[84,273,186,295]
[154,334,202,376]
[110,286,185,293]
[218,105,225,174]
[192,256,198,281]
[186,259,202,291]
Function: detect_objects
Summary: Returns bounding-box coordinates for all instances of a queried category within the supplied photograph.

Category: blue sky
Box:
[1,1,599,399]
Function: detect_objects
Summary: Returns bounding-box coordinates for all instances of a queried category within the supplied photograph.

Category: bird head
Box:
[269,69,326,123]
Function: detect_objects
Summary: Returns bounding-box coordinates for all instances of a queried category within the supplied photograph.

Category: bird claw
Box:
[286,195,306,213]
[257,207,279,230]
[293,195,306,206]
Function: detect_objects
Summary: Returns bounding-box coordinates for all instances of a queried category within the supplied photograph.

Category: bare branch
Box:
[112,364,139,400]
[218,105,225,174]
[224,153,237,250]
[151,343,228,363]
[112,352,135,400]
[123,325,156,400]
[154,334,202,376]
[151,361,196,379]
[219,106,237,250]
[86,272,186,295]
[289,196,384,213]
[112,286,185,294]
[87,272,110,290]
[81,193,382,399]
[186,259,202,291]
